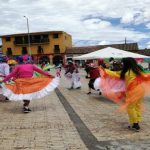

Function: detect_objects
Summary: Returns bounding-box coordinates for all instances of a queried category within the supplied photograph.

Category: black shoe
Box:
[99,92,102,95]
[85,76,90,79]
[133,123,140,132]
[76,87,81,89]
[23,108,31,113]
[5,97,9,101]
[128,123,140,132]
[87,92,91,94]
[27,108,31,112]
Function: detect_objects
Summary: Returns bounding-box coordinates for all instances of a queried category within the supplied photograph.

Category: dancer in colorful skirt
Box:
[55,64,62,78]
[99,57,150,132]
[0,57,59,113]
[64,60,81,89]
[87,65,101,95]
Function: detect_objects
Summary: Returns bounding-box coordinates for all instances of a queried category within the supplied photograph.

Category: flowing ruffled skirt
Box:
[94,77,125,93]
[64,72,72,80]
[72,73,81,88]
[1,77,59,101]
[99,68,150,110]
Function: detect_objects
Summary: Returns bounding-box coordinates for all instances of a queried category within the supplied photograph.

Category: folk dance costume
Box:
[94,77,125,94]
[34,64,55,77]
[71,71,81,89]
[55,64,62,78]
[65,71,81,89]
[98,66,150,131]
[64,61,81,89]
[93,70,125,99]
[1,63,59,101]
[87,66,101,94]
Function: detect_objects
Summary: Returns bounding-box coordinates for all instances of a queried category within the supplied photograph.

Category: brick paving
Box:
[0,89,86,149]
[0,68,150,150]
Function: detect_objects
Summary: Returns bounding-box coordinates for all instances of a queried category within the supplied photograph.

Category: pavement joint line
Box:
[55,88,111,150]
[55,88,150,149]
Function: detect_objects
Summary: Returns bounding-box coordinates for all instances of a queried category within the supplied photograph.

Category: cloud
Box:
[98,40,110,45]
[146,22,150,29]
[146,41,150,48]
[121,12,134,24]
[0,0,150,47]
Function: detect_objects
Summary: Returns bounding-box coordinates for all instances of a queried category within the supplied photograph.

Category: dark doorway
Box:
[53,55,63,66]
[39,55,50,64]
[22,47,28,55]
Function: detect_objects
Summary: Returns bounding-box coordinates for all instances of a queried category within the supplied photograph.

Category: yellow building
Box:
[0,31,72,64]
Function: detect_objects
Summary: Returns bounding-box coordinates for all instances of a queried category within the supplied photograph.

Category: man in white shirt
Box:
[0,57,10,78]
[0,57,10,101]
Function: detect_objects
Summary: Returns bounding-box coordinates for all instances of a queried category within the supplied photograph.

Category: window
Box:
[54,45,60,53]
[53,33,59,38]
[6,37,11,41]
[22,47,28,55]
[24,36,28,44]
[54,45,59,49]
[41,34,49,42]
[15,36,23,44]
[6,48,12,55]
[37,46,44,54]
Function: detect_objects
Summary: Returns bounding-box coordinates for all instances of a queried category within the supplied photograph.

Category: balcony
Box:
[14,38,50,45]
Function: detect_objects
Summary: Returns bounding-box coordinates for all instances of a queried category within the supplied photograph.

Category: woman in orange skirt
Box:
[1,57,59,113]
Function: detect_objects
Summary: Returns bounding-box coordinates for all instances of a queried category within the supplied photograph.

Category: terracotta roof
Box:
[130,49,150,56]
[66,43,138,54]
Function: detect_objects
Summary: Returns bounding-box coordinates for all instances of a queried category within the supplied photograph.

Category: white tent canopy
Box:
[73,47,149,60]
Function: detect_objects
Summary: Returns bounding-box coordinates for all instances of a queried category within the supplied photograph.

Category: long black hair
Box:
[120,57,143,79]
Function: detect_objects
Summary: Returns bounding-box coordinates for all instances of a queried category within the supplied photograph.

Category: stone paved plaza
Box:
[0,69,150,150]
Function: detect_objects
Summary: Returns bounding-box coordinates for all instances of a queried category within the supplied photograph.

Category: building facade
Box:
[66,43,150,58]
[65,43,150,69]
[0,45,2,55]
[0,31,72,64]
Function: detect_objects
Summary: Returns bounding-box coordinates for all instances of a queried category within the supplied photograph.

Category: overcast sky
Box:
[1,0,150,49]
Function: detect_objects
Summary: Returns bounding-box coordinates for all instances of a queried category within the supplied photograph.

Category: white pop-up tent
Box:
[73,47,149,60]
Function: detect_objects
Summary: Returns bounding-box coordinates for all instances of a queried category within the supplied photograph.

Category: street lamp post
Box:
[24,16,31,56]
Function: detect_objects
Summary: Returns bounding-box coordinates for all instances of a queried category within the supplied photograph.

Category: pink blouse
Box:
[3,64,50,82]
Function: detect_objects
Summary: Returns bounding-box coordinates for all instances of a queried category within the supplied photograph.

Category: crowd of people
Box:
[0,55,150,132]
